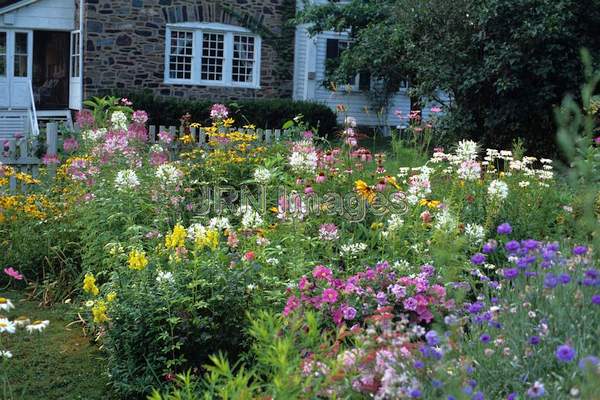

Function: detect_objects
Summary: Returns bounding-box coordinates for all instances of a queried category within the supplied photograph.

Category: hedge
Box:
[111,91,339,136]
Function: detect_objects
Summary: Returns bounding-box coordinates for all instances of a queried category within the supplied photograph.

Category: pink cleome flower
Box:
[4,267,24,281]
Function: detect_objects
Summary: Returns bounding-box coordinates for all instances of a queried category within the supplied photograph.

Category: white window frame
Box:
[164,22,261,89]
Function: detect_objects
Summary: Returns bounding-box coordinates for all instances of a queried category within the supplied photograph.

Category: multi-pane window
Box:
[164,24,261,88]
[168,30,194,80]
[70,31,80,78]
[201,33,224,81]
[0,32,6,77]
[232,35,255,83]
[14,32,28,77]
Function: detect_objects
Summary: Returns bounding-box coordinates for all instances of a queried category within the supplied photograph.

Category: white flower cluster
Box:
[208,217,231,231]
[457,160,482,181]
[464,223,485,245]
[155,163,183,187]
[382,214,405,238]
[434,208,458,231]
[186,223,207,241]
[488,179,509,201]
[156,270,175,285]
[455,140,479,161]
[340,242,368,257]
[115,169,140,191]
[237,205,264,229]
[82,128,107,142]
[406,166,433,205]
[110,111,129,131]
[289,151,318,175]
[253,167,272,184]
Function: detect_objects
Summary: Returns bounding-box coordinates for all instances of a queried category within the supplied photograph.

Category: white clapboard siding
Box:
[0,109,29,139]
[0,0,75,30]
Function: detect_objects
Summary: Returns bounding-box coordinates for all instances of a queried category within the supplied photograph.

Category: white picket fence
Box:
[147,125,289,146]
[0,123,58,193]
[1,123,289,193]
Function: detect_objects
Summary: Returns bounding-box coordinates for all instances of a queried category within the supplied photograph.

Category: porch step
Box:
[0,109,29,140]
[37,110,73,130]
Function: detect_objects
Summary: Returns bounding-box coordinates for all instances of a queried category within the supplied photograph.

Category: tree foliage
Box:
[297,0,600,152]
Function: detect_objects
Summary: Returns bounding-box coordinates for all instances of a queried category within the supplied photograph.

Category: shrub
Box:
[111,90,339,137]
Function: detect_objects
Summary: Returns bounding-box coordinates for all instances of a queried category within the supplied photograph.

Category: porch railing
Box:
[27,78,40,137]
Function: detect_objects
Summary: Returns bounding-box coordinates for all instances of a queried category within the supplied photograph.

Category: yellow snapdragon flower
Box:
[128,249,149,270]
[165,223,186,249]
[83,273,99,296]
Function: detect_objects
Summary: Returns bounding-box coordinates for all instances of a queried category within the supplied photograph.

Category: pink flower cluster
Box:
[210,103,229,120]
[75,109,94,128]
[283,262,453,326]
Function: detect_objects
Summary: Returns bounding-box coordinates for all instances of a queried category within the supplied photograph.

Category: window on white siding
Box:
[70,31,80,79]
[325,38,370,91]
[14,32,28,77]
[164,23,261,88]
[0,32,6,77]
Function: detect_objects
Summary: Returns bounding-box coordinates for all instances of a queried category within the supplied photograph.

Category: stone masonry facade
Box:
[80,0,295,101]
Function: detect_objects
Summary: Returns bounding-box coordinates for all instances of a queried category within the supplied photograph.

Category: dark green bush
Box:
[111,90,339,136]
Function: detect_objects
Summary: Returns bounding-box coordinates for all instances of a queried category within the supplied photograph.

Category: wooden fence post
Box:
[46,123,58,178]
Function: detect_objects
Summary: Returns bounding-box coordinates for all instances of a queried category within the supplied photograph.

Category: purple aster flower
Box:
[471,253,486,265]
[507,393,518,400]
[505,240,520,253]
[420,263,436,276]
[503,268,519,280]
[467,301,484,313]
[472,392,484,400]
[555,344,576,363]
[526,381,545,398]
[578,355,600,370]
[522,239,540,251]
[529,336,541,345]
[558,273,570,284]
[544,273,558,289]
[482,240,497,253]
[410,389,422,398]
[497,223,512,235]
[572,245,588,256]
[432,379,444,389]
[480,333,491,344]
[592,294,600,305]
[414,360,425,369]
[426,330,440,346]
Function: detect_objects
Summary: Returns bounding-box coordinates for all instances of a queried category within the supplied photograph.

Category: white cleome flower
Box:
[115,169,140,191]
[110,111,129,131]
[155,163,183,187]
[464,223,485,245]
[455,140,479,161]
[253,167,272,184]
[81,128,107,142]
[237,205,264,229]
[487,180,509,201]
[0,318,16,334]
[25,320,50,334]
[156,271,175,284]
[208,217,231,231]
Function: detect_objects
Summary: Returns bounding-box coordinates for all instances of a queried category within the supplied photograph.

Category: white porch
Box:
[0,0,79,139]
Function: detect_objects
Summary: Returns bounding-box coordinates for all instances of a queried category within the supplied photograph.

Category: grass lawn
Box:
[1,290,110,400]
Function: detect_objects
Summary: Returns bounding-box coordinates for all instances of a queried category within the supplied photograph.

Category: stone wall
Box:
[81,0,295,102]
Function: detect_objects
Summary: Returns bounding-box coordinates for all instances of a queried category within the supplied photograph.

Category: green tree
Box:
[298,0,600,153]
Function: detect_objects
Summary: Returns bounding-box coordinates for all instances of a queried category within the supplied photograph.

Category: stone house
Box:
[0,0,416,138]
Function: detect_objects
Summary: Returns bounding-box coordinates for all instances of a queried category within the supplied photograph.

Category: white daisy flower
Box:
[0,318,16,334]
[25,320,50,334]
[0,297,14,312]
[0,350,13,359]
